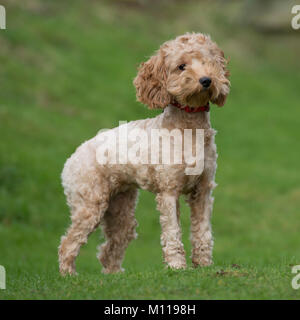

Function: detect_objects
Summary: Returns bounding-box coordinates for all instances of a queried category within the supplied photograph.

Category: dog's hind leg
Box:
[97,188,139,274]
[59,195,109,276]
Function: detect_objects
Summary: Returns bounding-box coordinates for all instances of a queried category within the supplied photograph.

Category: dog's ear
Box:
[213,56,230,107]
[133,52,171,109]
[213,92,227,107]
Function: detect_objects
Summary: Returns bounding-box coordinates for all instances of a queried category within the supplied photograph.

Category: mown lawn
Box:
[0,0,300,299]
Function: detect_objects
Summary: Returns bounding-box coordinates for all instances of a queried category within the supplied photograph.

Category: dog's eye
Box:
[178,64,186,71]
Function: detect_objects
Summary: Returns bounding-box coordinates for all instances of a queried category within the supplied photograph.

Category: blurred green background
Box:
[0,0,300,299]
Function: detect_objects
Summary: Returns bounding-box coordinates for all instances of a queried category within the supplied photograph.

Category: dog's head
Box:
[134,33,230,109]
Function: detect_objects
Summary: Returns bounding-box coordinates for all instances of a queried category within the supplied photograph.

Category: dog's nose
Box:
[199,77,212,88]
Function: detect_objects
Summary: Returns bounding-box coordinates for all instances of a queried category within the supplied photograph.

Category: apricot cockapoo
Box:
[59,33,230,275]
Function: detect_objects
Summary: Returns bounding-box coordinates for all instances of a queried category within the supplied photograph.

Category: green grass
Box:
[0,0,300,299]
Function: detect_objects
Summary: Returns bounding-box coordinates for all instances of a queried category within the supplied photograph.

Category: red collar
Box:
[171,101,210,113]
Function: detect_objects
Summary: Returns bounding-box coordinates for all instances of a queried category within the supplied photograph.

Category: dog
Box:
[58,32,230,275]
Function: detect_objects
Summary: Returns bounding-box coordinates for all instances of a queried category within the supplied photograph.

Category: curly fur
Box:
[58,32,230,275]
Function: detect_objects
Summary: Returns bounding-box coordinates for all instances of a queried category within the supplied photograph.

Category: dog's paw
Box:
[59,264,78,276]
[102,266,125,274]
[192,257,213,268]
[167,260,187,270]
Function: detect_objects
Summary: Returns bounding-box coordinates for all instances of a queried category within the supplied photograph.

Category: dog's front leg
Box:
[156,193,186,269]
[187,170,216,267]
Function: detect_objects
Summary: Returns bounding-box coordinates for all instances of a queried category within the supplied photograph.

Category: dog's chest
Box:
[132,115,216,194]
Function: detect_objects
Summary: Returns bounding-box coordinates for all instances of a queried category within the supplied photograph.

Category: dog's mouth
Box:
[184,89,212,107]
